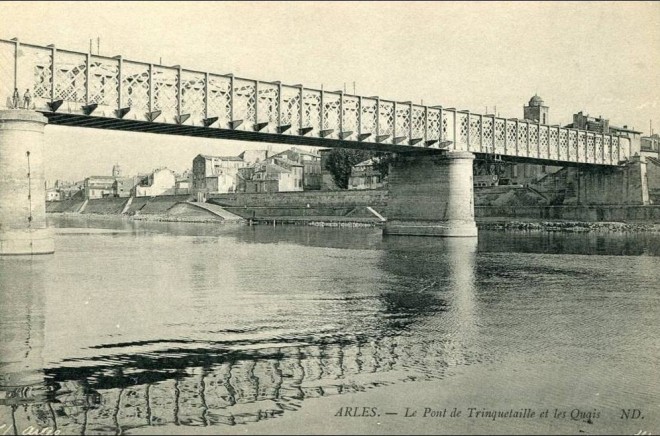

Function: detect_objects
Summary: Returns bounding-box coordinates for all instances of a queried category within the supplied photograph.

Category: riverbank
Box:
[477,218,660,233]
[47,211,660,233]
[45,187,660,233]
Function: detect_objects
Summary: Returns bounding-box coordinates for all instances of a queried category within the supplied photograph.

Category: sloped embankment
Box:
[165,202,244,222]
[82,197,129,215]
[134,195,192,215]
[474,186,548,207]
[46,199,85,213]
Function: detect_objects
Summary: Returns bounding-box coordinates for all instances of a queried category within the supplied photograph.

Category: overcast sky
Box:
[1,1,658,181]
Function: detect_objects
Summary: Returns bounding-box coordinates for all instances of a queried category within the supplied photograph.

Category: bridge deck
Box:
[0,38,630,166]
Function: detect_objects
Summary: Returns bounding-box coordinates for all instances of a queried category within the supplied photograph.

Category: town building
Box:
[565,111,642,155]
[83,165,132,199]
[175,170,191,195]
[134,168,177,197]
[83,176,117,199]
[192,154,247,194]
[238,149,271,164]
[46,188,61,202]
[348,158,385,190]
[59,182,84,200]
[237,158,304,193]
[498,95,561,186]
[113,176,141,198]
[640,134,659,160]
[44,179,81,201]
[523,94,548,124]
[267,147,322,190]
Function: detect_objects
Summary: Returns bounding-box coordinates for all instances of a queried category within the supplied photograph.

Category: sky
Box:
[1,1,658,181]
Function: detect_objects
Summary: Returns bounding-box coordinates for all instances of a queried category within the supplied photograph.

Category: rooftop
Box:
[610,125,643,134]
[355,158,378,167]
[255,163,291,174]
[198,154,244,161]
[85,176,117,180]
[527,94,544,107]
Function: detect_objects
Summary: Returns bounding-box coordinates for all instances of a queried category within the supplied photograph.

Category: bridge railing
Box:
[0,38,630,165]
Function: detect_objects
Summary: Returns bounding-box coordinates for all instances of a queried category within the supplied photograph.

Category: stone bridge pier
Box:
[576,155,650,205]
[384,151,478,237]
[0,110,53,255]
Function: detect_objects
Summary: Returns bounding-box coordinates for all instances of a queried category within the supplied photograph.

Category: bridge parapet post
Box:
[384,151,477,237]
[0,110,53,254]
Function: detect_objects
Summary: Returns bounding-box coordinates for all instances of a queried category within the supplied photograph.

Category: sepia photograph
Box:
[0,1,658,435]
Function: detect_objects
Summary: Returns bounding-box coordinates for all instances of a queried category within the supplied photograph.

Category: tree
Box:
[324,149,392,189]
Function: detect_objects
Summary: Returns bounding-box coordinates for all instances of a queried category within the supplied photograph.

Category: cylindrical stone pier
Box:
[383,151,478,237]
[0,110,54,255]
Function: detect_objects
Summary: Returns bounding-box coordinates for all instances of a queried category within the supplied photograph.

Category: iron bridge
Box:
[0,38,630,165]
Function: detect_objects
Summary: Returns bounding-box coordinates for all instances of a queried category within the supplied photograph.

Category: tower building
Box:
[523,94,548,124]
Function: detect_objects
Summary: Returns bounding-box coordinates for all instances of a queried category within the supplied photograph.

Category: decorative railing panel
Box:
[322,92,341,140]
[441,110,453,147]
[152,65,178,123]
[539,126,549,159]
[505,121,517,155]
[577,131,586,162]
[53,50,87,107]
[280,85,300,135]
[122,61,150,120]
[468,114,480,152]
[89,55,119,113]
[360,97,377,142]
[207,74,231,129]
[257,82,279,133]
[595,135,603,164]
[0,38,629,166]
[518,123,528,157]
[529,124,539,158]
[494,118,505,154]
[616,137,623,162]
[559,129,568,161]
[180,70,206,126]
[458,112,469,149]
[481,117,492,153]
[378,100,394,143]
[342,95,359,140]
[0,40,14,108]
[586,134,595,162]
[549,127,559,160]
[427,107,441,144]
[234,78,256,131]
[395,103,411,145]
[301,88,321,135]
[18,44,52,110]
[604,136,611,165]
[568,130,578,161]
[411,105,425,145]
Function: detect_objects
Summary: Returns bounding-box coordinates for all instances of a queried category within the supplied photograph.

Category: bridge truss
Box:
[0,38,630,165]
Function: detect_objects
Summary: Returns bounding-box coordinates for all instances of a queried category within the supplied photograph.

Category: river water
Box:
[0,216,658,435]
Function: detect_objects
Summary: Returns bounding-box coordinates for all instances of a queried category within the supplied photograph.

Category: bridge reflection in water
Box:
[0,238,479,434]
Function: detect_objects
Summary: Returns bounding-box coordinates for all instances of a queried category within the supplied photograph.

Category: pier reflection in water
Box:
[0,258,49,430]
[1,218,658,434]
[0,225,482,434]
